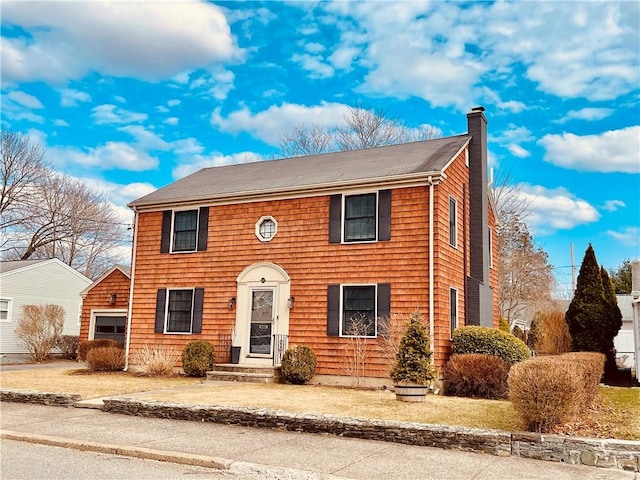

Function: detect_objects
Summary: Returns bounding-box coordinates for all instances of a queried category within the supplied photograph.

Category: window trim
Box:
[342,192,378,244]
[340,284,378,338]
[255,216,278,242]
[450,287,459,339]
[0,297,12,323]
[164,288,195,334]
[449,195,458,248]
[171,209,200,253]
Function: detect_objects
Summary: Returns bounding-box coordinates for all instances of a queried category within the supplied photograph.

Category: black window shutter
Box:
[155,288,167,333]
[327,284,340,336]
[192,288,204,334]
[377,283,391,320]
[160,211,172,253]
[197,207,209,252]
[329,195,342,244]
[378,190,391,241]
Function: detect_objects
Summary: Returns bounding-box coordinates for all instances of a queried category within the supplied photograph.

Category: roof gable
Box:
[130,135,471,209]
[80,265,131,296]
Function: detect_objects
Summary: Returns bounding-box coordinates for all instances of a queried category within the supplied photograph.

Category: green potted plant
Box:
[390,309,436,402]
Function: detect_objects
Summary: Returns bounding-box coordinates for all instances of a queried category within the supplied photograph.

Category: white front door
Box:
[235,263,291,366]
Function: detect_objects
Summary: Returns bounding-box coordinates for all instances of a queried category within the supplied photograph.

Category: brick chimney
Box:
[466,106,493,327]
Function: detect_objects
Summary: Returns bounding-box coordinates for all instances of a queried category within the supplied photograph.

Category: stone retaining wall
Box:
[102,398,640,472]
[0,389,80,406]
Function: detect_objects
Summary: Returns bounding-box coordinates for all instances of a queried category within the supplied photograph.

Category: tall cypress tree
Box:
[565,245,622,380]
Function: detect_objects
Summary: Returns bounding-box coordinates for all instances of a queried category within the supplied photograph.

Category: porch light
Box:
[287,296,295,309]
[109,293,117,305]
[228,297,236,309]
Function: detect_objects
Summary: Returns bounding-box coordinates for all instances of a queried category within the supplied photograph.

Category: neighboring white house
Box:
[614,294,635,371]
[0,258,92,362]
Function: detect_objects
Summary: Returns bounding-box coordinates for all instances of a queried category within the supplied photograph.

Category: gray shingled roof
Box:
[129,134,471,208]
[0,259,49,274]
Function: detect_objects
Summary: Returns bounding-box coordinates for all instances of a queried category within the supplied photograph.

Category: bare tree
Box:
[1,132,130,278]
[279,104,440,157]
[0,130,49,232]
[15,304,65,362]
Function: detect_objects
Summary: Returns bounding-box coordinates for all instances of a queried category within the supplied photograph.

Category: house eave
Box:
[129,171,445,212]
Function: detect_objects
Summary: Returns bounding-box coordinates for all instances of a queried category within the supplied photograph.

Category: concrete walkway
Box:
[1,401,636,480]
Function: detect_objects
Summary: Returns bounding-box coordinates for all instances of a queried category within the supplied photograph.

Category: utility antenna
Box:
[570,243,576,295]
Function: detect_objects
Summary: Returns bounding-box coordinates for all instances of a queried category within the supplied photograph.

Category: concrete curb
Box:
[0,430,231,470]
[0,430,350,480]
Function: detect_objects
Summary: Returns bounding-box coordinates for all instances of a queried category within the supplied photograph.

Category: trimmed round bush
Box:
[78,339,119,362]
[452,326,530,365]
[181,341,215,377]
[281,345,317,384]
[86,347,125,372]
[443,354,510,399]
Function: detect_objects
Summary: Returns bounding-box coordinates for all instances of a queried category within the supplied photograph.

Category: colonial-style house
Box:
[0,258,92,362]
[79,265,131,347]
[125,107,498,383]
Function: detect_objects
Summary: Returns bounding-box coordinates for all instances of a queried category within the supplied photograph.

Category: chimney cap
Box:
[471,106,485,112]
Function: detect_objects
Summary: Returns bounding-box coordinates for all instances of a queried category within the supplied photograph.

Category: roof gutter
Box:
[123,207,139,372]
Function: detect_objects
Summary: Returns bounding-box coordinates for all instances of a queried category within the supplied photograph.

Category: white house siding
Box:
[614,295,635,369]
[0,259,92,356]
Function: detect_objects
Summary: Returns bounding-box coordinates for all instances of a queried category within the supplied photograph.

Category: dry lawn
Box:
[1,366,637,439]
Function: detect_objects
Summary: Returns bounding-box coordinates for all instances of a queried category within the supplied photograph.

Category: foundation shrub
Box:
[131,345,179,376]
[508,354,600,433]
[78,339,119,362]
[56,335,79,360]
[443,354,510,399]
[181,341,215,377]
[559,351,605,406]
[86,347,125,372]
[281,345,317,384]
[452,326,530,365]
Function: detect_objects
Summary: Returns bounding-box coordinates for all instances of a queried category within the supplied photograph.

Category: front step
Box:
[207,364,281,384]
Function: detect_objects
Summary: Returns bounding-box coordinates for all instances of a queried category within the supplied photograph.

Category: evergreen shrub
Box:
[281,345,317,384]
[390,310,436,385]
[452,326,530,365]
[181,341,215,377]
[443,354,510,399]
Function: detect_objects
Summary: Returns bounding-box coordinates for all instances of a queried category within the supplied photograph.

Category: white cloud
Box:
[165,117,179,126]
[602,200,626,212]
[291,53,334,79]
[48,142,158,171]
[53,119,69,127]
[211,102,351,145]
[539,126,640,173]
[60,88,91,107]
[6,90,43,109]
[1,1,241,85]
[167,99,181,108]
[0,91,44,123]
[517,184,600,234]
[506,144,530,158]
[557,108,614,124]
[607,227,640,247]
[118,125,171,151]
[92,104,147,125]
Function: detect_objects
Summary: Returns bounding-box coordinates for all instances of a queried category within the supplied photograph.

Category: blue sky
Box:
[1,1,638,297]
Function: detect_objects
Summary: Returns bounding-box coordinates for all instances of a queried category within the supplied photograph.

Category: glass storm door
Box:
[249,289,274,355]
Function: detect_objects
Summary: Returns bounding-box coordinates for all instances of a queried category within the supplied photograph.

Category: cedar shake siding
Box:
[127,109,498,379]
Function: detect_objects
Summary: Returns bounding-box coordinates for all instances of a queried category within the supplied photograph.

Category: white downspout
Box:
[123,207,139,371]
[428,176,435,356]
